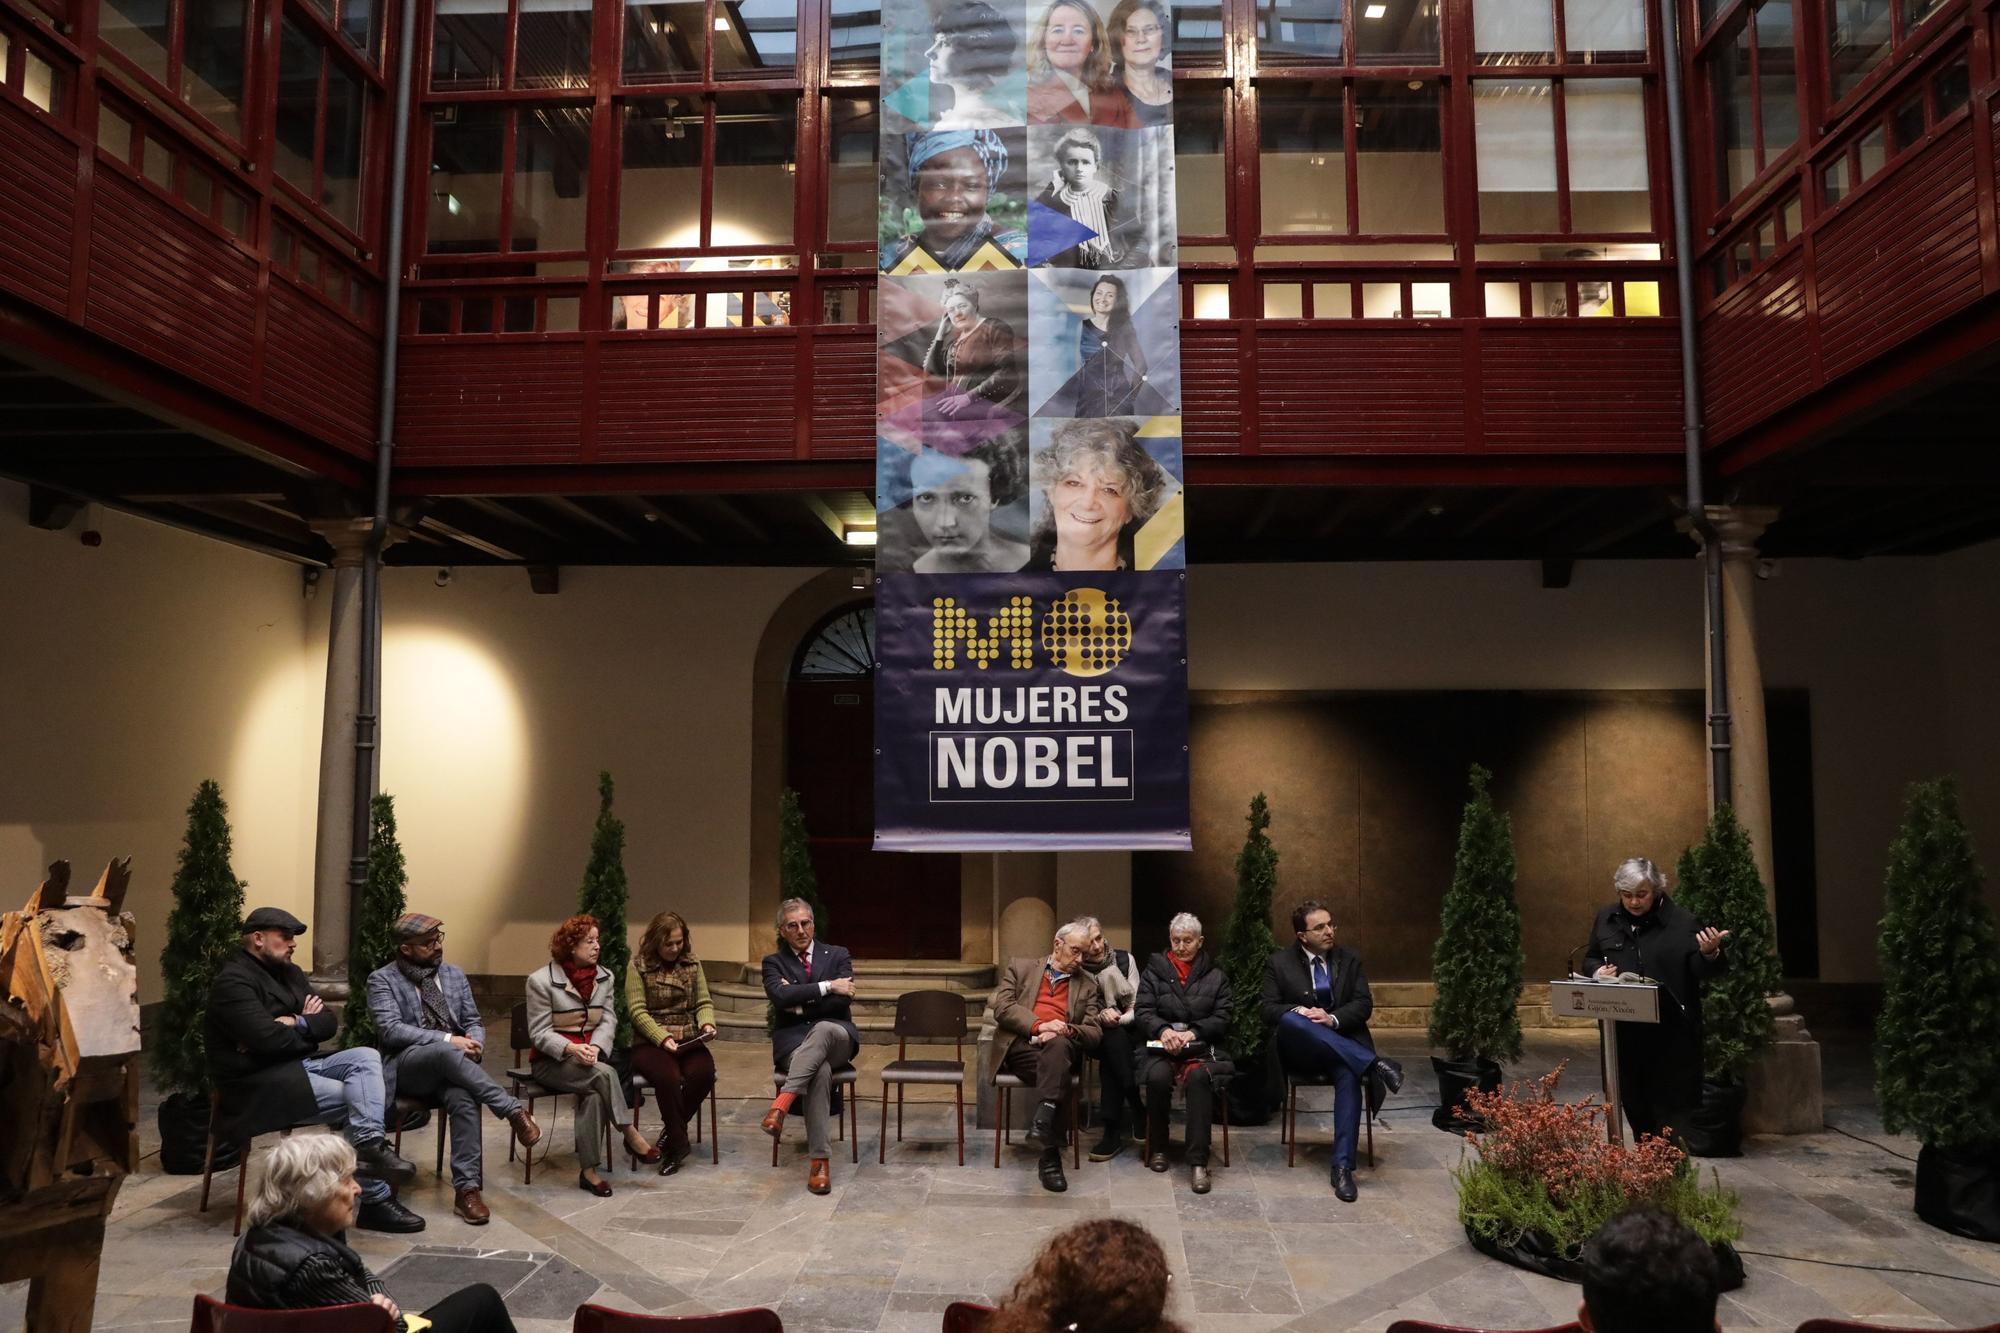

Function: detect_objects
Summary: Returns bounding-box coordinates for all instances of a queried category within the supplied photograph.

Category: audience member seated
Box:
[987,1217,1185,1333]
[1579,1205,1721,1333]
[626,909,719,1175]
[366,911,541,1225]
[205,906,422,1233]
[228,1134,518,1333]
[760,896,861,1196]
[991,920,1104,1193]
[525,914,661,1197]
[1078,915,1145,1163]
[1260,898,1403,1203]
[1135,912,1231,1194]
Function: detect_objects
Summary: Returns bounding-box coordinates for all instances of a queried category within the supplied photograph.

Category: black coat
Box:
[1134,952,1232,1079]
[1259,943,1375,1048]
[1581,894,1727,1034]
[205,949,337,1141]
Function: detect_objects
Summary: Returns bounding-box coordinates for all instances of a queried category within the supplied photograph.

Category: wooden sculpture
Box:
[0,858,141,1332]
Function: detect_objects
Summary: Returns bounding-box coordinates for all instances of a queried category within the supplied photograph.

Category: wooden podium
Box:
[1549,979,1660,1144]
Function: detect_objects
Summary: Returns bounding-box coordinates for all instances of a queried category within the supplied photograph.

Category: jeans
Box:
[302,1047,391,1202]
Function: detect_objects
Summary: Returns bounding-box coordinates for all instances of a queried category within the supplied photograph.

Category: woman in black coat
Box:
[1135,912,1232,1193]
[1582,857,1730,1140]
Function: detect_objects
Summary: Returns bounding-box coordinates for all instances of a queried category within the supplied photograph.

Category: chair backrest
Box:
[511,1001,532,1056]
[190,1294,396,1332]
[941,1300,996,1333]
[1383,1323,1581,1333]
[573,1303,784,1332]
[894,989,969,1044]
[1796,1323,2000,1333]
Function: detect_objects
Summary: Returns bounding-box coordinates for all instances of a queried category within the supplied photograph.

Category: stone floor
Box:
[7,1026,2000,1333]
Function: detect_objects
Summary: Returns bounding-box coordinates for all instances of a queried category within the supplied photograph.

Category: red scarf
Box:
[1168,952,1193,985]
[564,961,598,1004]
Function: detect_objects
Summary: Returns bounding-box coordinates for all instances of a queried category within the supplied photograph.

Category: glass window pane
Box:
[1756,1,1797,163]
[100,0,170,85]
[1312,281,1350,316]
[1755,216,1775,258]
[1709,18,1753,200]
[274,18,319,198]
[1820,154,1848,205]
[1410,280,1450,316]
[1172,2,1224,63]
[1475,0,1552,64]
[624,0,705,80]
[1531,279,1565,315]
[546,296,580,331]
[185,163,215,213]
[1474,80,1559,233]
[1780,192,1801,238]
[24,49,63,113]
[1564,0,1645,61]
[341,0,382,61]
[142,137,173,190]
[1621,280,1660,314]
[515,106,592,251]
[1355,81,1443,234]
[1855,123,1885,180]
[1889,92,1924,150]
[1932,57,1969,118]
[323,63,365,229]
[221,189,249,235]
[503,295,537,331]
[820,287,863,323]
[719,0,796,75]
[620,98,702,249]
[1901,0,1947,25]
[1175,89,1227,238]
[1263,283,1302,318]
[1566,78,1649,232]
[1356,0,1440,65]
[0,29,10,76]
[428,103,508,252]
[828,0,880,71]
[462,296,493,332]
[298,242,321,286]
[1483,280,1522,316]
[1825,0,1889,102]
[711,94,796,246]
[1190,282,1230,318]
[825,94,877,245]
[433,0,507,90]
[1256,0,1342,63]
[98,102,134,160]
[417,297,450,332]
[517,0,593,89]
[181,0,247,138]
[1360,281,1403,316]
[1259,83,1346,236]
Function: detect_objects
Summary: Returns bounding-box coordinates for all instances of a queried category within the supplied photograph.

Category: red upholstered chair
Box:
[1383,1323,1580,1333]
[572,1303,784,1331]
[1795,1323,2000,1333]
[942,1300,997,1333]
[189,1293,395,1331]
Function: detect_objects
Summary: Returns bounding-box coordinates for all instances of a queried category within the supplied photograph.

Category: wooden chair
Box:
[1141,1062,1232,1168]
[196,1092,323,1237]
[769,1068,860,1164]
[189,1293,395,1330]
[627,1066,721,1169]
[1282,1069,1380,1168]
[1383,1323,1579,1333]
[507,1002,613,1183]
[879,990,969,1166]
[1795,1323,2000,1333]
[942,1301,996,1333]
[573,1303,784,1331]
[992,1069,1082,1169]
[389,1094,449,1179]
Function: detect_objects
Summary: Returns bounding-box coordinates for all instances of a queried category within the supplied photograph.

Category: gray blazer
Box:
[366,961,485,1053]
[525,961,615,1061]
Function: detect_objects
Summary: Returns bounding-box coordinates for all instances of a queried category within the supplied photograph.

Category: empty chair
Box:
[879,989,970,1165]
[942,1301,996,1333]
[190,1293,394,1331]
[572,1304,784,1332]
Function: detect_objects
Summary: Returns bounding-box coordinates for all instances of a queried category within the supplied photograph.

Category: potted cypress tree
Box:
[1428,765,1523,1133]
[340,793,409,1051]
[578,771,634,1052]
[1876,777,2000,1242]
[1672,803,1778,1157]
[1219,793,1279,1124]
[153,779,248,1173]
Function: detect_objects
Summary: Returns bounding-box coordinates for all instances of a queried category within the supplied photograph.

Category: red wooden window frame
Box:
[1466,72,1662,241]
[91,0,260,152]
[95,87,261,248]
[0,11,71,116]
[1692,0,1805,217]
[272,2,381,246]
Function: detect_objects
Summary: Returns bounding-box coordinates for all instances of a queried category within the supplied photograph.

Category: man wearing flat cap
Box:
[205,907,424,1233]
[366,912,542,1225]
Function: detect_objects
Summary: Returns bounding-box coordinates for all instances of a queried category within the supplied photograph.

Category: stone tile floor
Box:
[7,1027,2000,1332]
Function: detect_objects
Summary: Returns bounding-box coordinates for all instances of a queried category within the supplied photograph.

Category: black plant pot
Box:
[1915,1142,2000,1242]
[159,1090,238,1175]
[1466,1224,1745,1291]
[1431,1055,1503,1134]
[1680,1078,1748,1158]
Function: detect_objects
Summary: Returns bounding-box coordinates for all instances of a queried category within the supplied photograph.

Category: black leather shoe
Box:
[1025,1100,1060,1149]
[1147,1154,1169,1173]
[1333,1166,1358,1203]
[354,1139,417,1187]
[355,1197,426,1233]
[1190,1165,1211,1194]
[578,1170,613,1198]
[1374,1056,1405,1096]
[1037,1148,1068,1193]
[1088,1131,1126,1162]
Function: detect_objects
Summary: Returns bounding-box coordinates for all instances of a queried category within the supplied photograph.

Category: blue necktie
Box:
[1311,955,1331,1007]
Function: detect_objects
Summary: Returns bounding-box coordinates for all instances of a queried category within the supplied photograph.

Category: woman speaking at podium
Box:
[1582,857,1730,1140]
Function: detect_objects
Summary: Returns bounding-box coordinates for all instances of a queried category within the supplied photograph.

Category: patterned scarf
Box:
[396,957,460,1035]
[1050,173,1114,264]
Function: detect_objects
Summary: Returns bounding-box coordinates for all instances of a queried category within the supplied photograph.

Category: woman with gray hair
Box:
[1135,911,1232,1193]
[1027,418,1175,571]
[1582,857,1731,1140]
[226,1134,517,1331]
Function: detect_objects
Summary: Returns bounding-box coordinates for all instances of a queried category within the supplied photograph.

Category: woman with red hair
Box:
[525,914,661,1195]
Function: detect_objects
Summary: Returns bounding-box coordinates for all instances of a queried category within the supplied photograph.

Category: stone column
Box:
[305,520,372,996]
[979,854,1061,1128]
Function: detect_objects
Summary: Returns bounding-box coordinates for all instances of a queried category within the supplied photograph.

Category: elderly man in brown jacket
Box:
[992,919,1104,1192]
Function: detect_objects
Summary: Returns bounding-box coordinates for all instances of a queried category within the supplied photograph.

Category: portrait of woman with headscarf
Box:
[884,130,1026,274]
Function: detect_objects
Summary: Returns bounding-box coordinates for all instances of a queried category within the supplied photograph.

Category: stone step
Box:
[731,959,997,990]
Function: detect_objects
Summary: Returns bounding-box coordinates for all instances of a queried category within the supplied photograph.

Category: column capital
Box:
[1702,504,1782,562]
[307,518,409,569]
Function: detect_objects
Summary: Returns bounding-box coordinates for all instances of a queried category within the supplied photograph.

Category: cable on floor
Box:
[1825,1120,1920,1163]
[1735,1249,2000,1289]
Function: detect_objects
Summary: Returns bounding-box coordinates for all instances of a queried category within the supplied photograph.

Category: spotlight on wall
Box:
[843,525,878,547]
[435,567,454,587]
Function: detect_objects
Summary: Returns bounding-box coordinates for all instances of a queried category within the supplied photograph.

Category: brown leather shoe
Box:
[807,1158,831,1195]
[761,1104,788,1139]
[453,1187,491,1225]
[508,1107,542,1149]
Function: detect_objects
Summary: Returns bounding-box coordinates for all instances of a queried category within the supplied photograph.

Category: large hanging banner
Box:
[873,0,1190,850]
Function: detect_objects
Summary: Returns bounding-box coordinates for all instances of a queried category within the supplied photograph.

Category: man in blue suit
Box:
[760,897,861,1195]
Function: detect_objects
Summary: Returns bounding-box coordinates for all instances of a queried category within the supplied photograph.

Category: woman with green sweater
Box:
[625,911,719,1174]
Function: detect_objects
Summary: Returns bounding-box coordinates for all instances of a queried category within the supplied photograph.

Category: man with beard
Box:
[366,913,543,1225]
[1076,915,1146,1161]
[205,907,423,1233]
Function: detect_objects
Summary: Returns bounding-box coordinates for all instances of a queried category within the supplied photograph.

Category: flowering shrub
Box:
[1453,1062,1740,1255]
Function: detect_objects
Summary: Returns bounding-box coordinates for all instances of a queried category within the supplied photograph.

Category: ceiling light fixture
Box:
[1363,3,1387,16]
[713,14,729,29]
[843,526,878,547]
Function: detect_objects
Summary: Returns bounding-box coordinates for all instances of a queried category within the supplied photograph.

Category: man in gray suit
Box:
[367,912,540,1224]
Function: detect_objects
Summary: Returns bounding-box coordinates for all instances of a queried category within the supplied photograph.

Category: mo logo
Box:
[931,589,1133,678]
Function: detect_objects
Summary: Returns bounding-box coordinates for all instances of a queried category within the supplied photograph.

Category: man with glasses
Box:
[991,920,1105,1192]
[1260,900,1403,1203]
[366,913,542,1225]
[205,907,422,1232]
[760,897,860,1196]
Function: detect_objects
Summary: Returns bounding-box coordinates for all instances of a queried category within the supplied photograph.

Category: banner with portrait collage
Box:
[872,0,1190,850]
